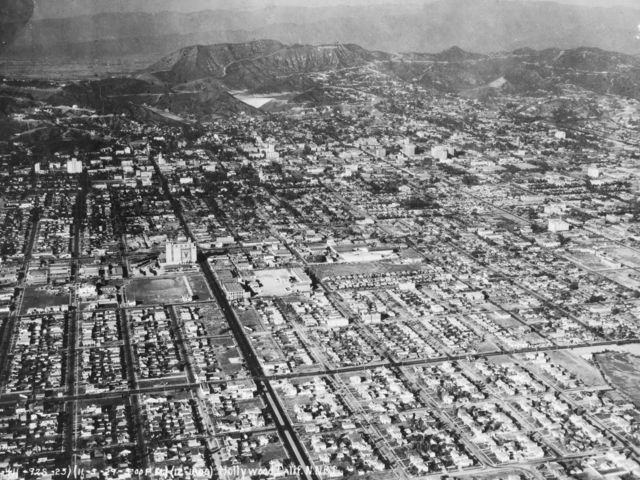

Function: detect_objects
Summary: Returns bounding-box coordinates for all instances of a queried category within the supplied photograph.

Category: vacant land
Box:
[127,276,190,305]
[126,273,212,305]
[596,352,640,404]
[21,286,69,314]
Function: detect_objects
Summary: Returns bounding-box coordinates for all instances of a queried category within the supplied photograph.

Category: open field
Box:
[126,276,191,305]
[595,352,640,404]
[126,273,212,305]
[21,286,69,314]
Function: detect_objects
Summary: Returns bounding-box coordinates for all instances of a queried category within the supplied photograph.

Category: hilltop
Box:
[146,40,388,90]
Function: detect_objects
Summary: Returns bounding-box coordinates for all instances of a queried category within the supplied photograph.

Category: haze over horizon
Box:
[3,0,640,79]
[30,0,640,18]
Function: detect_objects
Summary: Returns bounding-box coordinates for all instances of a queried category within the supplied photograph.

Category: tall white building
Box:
[431,146,449,162]
[165,241,197,265]
[66,158,83,174]
[401,139,416,157]
[263,142,279,160]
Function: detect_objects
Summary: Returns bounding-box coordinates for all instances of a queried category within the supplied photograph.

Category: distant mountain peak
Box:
[146,40,388,90]
[147,39,287,84]
[435,46,485,61]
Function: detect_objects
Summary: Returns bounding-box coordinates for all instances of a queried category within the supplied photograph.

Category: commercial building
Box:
[165,240,197,265]
[66,158,83,174]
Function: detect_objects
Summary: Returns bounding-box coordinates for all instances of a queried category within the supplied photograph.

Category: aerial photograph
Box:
[2,0,640,478]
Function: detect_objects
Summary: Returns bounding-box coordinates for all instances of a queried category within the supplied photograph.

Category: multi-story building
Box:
[165,240,197,265]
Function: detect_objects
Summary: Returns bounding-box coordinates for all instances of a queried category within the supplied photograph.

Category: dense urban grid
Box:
[2,43,640,480]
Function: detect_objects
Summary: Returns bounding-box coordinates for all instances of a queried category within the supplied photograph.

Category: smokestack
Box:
[0,0,34,50]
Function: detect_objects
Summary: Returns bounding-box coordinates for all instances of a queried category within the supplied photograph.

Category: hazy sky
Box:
[32,0,640,18]
[555,0,639,6]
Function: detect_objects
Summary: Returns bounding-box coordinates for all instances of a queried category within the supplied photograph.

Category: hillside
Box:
[12,40,640,124]
[45,76,260,121]
[146,41,387,91]
[383,47,640,99]
[147,40,286,84]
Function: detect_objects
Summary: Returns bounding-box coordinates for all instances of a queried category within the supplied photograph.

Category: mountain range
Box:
[9,39,632,123]
[145,41,640,97]
[3,0,640,68]
[145,41,387,89]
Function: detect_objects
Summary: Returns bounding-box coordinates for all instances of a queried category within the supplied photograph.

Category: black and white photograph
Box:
[2,0,640,479]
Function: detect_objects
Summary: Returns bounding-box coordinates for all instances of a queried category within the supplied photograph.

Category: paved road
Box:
[151,153,319,480]
[0,210,39,389]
